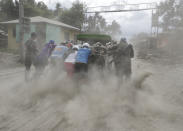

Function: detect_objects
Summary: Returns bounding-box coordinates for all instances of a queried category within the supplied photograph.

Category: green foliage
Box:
[158,0,183,32]
[24,1,53,18]
[85,13,107,34]
[84,13,122,38]
[0,0,53,22]
[0,0,19,21]
[107,20,121,35]
[54,3,62,17]
[0,0,122,39]
[59,1,86,29]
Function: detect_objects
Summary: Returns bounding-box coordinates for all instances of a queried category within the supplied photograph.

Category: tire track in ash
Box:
[0,69,24,79]
[0,68,68,131]
[0,96,67,131]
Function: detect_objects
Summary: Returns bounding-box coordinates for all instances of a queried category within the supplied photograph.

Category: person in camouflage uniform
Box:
[91,42,106,70]
[114,38,134,79]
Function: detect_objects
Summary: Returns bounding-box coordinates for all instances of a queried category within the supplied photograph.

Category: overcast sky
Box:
[36,0,165,38]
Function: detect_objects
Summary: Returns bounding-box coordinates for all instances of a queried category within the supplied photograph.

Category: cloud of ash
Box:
[1,65,180,131]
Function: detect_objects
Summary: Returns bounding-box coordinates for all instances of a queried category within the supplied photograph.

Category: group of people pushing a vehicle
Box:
[24,32,134,81]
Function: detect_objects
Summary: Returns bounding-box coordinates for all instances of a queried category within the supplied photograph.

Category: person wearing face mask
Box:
[24,32,39,81]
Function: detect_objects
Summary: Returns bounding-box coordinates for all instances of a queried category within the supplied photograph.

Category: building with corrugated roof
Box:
[0,16,80,50]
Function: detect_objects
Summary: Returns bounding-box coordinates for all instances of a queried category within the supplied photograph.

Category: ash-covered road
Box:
[0,59,183,131]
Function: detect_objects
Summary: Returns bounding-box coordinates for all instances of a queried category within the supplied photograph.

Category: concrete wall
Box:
[46,24,80,44]
[15,23,45,50]
[46,24,62,44]
[16,24,36,43]
[8,24,19,50]
[7,24,41,50]
[60,27,80,43]
[7,22,80,50]
[35,23,46,48]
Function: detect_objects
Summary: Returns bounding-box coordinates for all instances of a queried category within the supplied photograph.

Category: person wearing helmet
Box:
[75,43,91,75]
[64,45,79,77]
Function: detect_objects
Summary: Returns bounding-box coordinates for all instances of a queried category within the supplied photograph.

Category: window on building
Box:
[64,32,70,41]
[13,27,16,38]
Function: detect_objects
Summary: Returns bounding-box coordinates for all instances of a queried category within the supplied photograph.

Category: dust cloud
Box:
[1,62,182,131]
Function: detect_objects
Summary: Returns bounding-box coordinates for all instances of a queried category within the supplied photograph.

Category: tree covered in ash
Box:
[157,0,183,32]
[83,13,121,36]
[0,0,53,21]
[57,1,122,37]
[155,0,183,56]
[0,0,122,39]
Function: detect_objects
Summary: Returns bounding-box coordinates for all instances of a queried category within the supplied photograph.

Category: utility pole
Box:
[156,8,159,38]
[151,9,153,36]
[19,0,24,63]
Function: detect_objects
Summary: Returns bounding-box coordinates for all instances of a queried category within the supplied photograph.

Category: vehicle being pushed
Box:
[77,33,111,45]
[77,33,112,70]
[50,45,68,66]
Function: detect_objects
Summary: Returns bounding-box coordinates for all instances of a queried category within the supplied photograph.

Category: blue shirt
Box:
[76,48,91,64]
[51,45,68,58]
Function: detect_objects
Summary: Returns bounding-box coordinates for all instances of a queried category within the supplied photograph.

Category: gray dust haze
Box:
[1,60,183,131]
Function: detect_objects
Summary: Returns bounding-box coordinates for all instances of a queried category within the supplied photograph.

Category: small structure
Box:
[0,16,80,50]
[0,29,8,48]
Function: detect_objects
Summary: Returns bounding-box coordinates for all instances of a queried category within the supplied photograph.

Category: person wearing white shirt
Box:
[64,46,79,77]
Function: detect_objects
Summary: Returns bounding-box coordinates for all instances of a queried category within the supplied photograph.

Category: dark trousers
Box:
[25,55,33,71]
[115,60,132,79]
[75,63,88,73]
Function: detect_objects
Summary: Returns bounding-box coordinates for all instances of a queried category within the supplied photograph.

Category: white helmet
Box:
[83,43,90,48]
[73,45,79,50]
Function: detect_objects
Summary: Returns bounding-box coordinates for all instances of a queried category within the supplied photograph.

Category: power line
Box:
[86,2,157,13]
[86,8,157,13]
[88,2,157,8]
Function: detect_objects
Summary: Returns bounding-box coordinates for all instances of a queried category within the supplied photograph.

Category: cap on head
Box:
[49,40,55,44]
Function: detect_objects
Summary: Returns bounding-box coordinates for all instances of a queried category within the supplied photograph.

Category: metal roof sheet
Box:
[0,16,80,31]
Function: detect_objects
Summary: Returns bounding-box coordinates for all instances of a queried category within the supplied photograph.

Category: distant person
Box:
[75,43,91,74]
[24,32,39,81]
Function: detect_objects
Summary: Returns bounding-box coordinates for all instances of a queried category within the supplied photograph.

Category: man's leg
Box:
[25,57,32,81]
[74,63,80,73]
[83,63,88,73]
